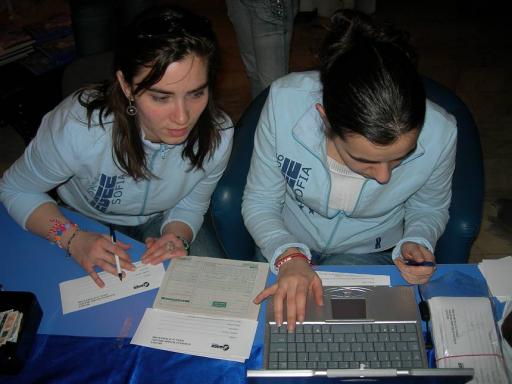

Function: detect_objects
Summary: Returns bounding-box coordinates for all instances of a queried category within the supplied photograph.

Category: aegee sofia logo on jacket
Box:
[278,154,312,209]
[88,173,127,212]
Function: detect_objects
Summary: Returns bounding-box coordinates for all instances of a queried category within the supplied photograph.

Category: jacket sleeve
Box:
[160,122,234,239]
[0,98,83,229]
[392,114,457,261]
[242,86,311,272]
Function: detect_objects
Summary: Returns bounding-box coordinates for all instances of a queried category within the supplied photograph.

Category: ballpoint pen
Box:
[402,258,436,267]
[109,225,123,281]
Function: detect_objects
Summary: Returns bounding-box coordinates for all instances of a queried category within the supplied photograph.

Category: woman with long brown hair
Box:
[0,5,233,287]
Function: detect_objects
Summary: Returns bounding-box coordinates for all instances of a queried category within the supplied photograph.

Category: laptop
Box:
[247,285,474,383]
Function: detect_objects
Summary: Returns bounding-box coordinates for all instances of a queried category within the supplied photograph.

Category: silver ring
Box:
[166,241,175,252]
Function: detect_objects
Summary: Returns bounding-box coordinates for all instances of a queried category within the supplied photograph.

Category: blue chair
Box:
[210,77,484,264]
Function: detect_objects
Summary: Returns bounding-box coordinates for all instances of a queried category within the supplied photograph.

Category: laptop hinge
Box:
[326,368,397,378]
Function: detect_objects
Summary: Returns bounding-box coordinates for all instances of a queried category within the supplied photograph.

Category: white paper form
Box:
[429,296,509,384]
[131,308,258,362]
[59,261,165,314]
[153,256,268,320]
[478,256,512,302]
[316,271,390,286]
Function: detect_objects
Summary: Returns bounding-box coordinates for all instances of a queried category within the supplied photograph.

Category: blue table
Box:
[0,205,485,383]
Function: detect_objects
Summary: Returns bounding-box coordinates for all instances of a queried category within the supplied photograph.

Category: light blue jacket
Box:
[242,72,457,273]
[0,93,234,239]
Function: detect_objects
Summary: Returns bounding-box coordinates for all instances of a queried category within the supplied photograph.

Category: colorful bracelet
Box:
[65,227,81,258]
[46,219,78,249]
[274,252,311,271]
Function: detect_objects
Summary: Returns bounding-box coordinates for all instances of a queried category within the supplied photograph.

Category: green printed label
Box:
[212,301,227,308]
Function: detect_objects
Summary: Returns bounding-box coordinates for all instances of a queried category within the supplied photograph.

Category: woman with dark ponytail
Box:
[243,9,456,329]
[0,5,233,287]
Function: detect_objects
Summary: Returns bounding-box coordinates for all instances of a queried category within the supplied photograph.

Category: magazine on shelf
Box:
[0,46,34,66]
[0,24,35,66]
[24,13,73,43]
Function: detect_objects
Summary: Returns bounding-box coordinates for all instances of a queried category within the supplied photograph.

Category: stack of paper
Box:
[429,296,509,384]
[131,256,269,362]
[478,256,512,302]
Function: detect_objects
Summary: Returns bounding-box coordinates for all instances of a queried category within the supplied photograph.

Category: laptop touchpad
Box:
[331,298,366,320]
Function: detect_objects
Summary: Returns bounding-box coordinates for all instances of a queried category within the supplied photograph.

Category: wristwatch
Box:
[176,235,190,255]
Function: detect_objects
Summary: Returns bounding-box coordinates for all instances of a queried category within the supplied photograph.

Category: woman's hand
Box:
[69,230,135,288]
[141,232,188,265]
[394,242,436,284]
[253,258,323,332]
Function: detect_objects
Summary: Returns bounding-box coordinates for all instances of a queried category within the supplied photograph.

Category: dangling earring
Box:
[126,98,138,116]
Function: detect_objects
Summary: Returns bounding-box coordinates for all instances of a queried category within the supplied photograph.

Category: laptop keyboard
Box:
[267,322,426,370]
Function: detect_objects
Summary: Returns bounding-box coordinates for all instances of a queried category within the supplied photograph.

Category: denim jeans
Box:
[226,0,299,98]
[110,211,226,259]
[255,248,394,266]
[311,249,394,266]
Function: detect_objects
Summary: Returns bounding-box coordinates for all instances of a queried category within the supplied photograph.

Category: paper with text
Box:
[429,296,508,384]
[131,308,257,362]
[153,256,268,320]
[316,271,390,286]
[59,262,165,314]
[478,256,512,302]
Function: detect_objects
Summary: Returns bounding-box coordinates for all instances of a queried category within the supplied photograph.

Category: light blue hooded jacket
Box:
[242,72,457,273]
[0,92,234,240]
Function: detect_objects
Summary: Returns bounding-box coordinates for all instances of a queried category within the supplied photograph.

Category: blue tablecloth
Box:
[0,205,487,383]
[1,334,257,383]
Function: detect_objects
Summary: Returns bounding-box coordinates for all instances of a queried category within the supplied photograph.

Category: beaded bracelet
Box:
[274,252,311,271]
[65,227,81,258]
[46,219,78,249]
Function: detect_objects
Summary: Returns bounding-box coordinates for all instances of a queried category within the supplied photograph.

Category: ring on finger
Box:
[166,241,175,252]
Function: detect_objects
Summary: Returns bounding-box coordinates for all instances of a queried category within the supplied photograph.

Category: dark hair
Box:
[78,5,222,180]
[319,9,425,145]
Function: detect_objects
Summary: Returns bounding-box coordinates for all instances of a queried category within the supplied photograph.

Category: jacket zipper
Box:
[139,149,159,215]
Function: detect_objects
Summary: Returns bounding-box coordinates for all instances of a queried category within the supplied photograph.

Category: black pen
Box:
[402,258,436,267]
[109,225,123,281]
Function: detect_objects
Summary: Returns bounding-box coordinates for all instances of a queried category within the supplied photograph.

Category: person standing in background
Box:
[226,0,299,98]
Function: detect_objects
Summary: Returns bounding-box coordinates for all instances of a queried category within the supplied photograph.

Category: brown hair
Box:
[78,5,224,180]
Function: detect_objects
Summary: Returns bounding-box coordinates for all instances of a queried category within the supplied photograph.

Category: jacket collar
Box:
[141,132,180,159]
[291,93,328,161]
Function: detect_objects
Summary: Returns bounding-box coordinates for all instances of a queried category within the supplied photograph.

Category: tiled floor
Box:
[1,0,511,263]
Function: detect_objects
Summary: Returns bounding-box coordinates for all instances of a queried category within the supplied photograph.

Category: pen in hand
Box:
[401,257,436,267]
[109,225,123,281]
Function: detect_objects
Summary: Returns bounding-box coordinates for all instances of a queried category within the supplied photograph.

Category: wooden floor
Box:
[1,0,511,262]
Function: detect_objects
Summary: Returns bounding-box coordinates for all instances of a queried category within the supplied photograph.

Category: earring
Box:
[126,98,138,116]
